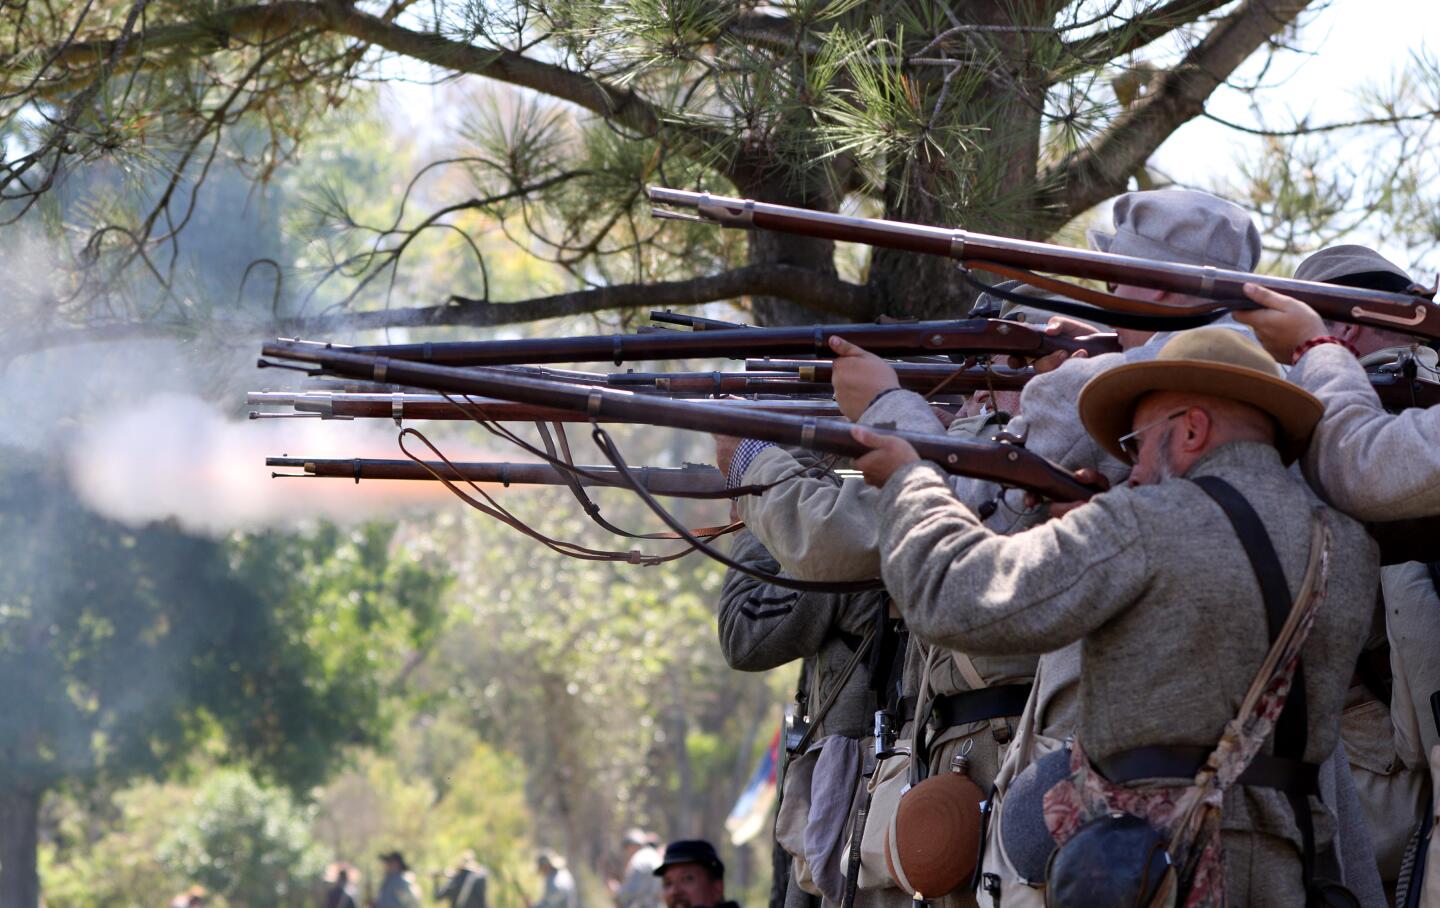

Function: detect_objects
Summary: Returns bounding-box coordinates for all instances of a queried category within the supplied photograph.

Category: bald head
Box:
[1127,390,1277,485]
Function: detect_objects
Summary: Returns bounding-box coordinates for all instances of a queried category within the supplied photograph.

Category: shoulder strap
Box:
[1192,476,1319,890]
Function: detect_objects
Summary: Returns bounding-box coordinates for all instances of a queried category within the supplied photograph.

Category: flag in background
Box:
[726,724,781,846]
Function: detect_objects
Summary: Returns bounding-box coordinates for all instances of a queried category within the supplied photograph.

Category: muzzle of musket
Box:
[647,187,756,228]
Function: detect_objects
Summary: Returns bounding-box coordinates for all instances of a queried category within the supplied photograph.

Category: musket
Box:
[259,340,1101,502]
[268,457,727,495]
[603,369,972,398]
[1368,370,1440,412]
[247,391,849,421]
[299,318,1117,369]
[648,187,1440,341]
[604,371,838,396]
[745,359,1033,390]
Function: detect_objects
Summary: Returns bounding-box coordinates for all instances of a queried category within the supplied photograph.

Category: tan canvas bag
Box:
[977,660,1064,908]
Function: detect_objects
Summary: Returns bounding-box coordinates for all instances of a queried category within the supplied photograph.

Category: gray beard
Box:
[1151,428,1178,483]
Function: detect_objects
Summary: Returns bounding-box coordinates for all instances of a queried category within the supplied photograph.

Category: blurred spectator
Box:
[324,864,358,908]
[653,841,737,908]
[534,850,578,908]
[433,850,488,908]
[168,886,207,908]
[611,829,662,908]
[375,851,421,908]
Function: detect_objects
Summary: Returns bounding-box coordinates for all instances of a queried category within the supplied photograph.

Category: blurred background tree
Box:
[0,452,448,904]
[4,1,1440,906]
[156,770,327,908]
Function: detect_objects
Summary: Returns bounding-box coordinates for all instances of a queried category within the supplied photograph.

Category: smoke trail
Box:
[65,392,473,534]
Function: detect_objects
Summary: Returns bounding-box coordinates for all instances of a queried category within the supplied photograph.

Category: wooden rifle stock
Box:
[648,187,1440,341]
[268,457,727,495]
[329,318,1118,367]
[260,340,1100,502]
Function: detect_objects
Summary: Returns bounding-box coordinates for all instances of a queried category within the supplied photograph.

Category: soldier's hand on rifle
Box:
[1022,468,1109,518]
[1007,317,1096,373]
[829,336,900,420]
[849,426,920,487]
[1235,283,1329,363]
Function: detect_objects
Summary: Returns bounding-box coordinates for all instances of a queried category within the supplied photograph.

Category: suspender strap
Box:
[1192,476,1319,890]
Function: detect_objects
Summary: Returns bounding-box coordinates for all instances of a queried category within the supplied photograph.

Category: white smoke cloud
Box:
[64,392,474,534]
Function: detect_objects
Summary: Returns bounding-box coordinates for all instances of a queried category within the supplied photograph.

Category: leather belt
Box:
[1096,745,1320,797]
[900,684,1032,727]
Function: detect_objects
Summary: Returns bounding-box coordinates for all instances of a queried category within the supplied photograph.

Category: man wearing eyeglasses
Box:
[843,327,1380,906]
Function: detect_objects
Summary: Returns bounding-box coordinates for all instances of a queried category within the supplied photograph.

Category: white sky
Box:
[1154,0,1440,183]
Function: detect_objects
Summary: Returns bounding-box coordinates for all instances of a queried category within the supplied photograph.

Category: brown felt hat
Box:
[883,769,984,898]
[1078,328,1323,465]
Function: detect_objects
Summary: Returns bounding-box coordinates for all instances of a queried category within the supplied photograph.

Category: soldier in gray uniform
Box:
[717,488,903,908]
[829,190,1388,905]
[1237,245,1440,890]
[848,327,1381,905]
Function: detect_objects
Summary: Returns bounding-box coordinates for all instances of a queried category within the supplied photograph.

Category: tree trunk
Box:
[865,0,1046,321]
[0,784,42,908]
[667,689,695,835]
[741,175,844,327]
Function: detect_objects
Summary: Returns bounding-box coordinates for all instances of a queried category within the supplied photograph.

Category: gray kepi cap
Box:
[1087,190,1262,272]
[1294,244,1415,292]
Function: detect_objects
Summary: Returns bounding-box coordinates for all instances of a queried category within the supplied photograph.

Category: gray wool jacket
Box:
[718,529,888,740]
[1291,342,1440,521]
[873,440,1380,854]
[736,411,995,582]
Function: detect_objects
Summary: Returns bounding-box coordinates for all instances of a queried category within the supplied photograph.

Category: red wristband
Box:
[1292,335,1358,365]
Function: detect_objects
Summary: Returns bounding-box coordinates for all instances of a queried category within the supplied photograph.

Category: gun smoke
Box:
[1,334,485,534]
[66,391,462,535]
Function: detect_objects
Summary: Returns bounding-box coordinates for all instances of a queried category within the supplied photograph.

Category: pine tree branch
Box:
[9,0,770,182]
[1,265,872,359]
[1035,0,1316,231]
[1059,0,1238,62]
[8,1,665,139]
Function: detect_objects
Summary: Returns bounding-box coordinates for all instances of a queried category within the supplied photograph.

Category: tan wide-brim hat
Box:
[1078,327,1324,465]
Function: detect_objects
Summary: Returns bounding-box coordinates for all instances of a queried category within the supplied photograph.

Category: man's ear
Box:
[1182,407,1210,451]
[1335,322,1363,344]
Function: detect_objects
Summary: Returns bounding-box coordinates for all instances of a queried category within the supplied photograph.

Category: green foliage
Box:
[0,446,450,890]
[40,781,194,907]
[158,770,327,908]
[217,522,452,792]
[312,732,536,906]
